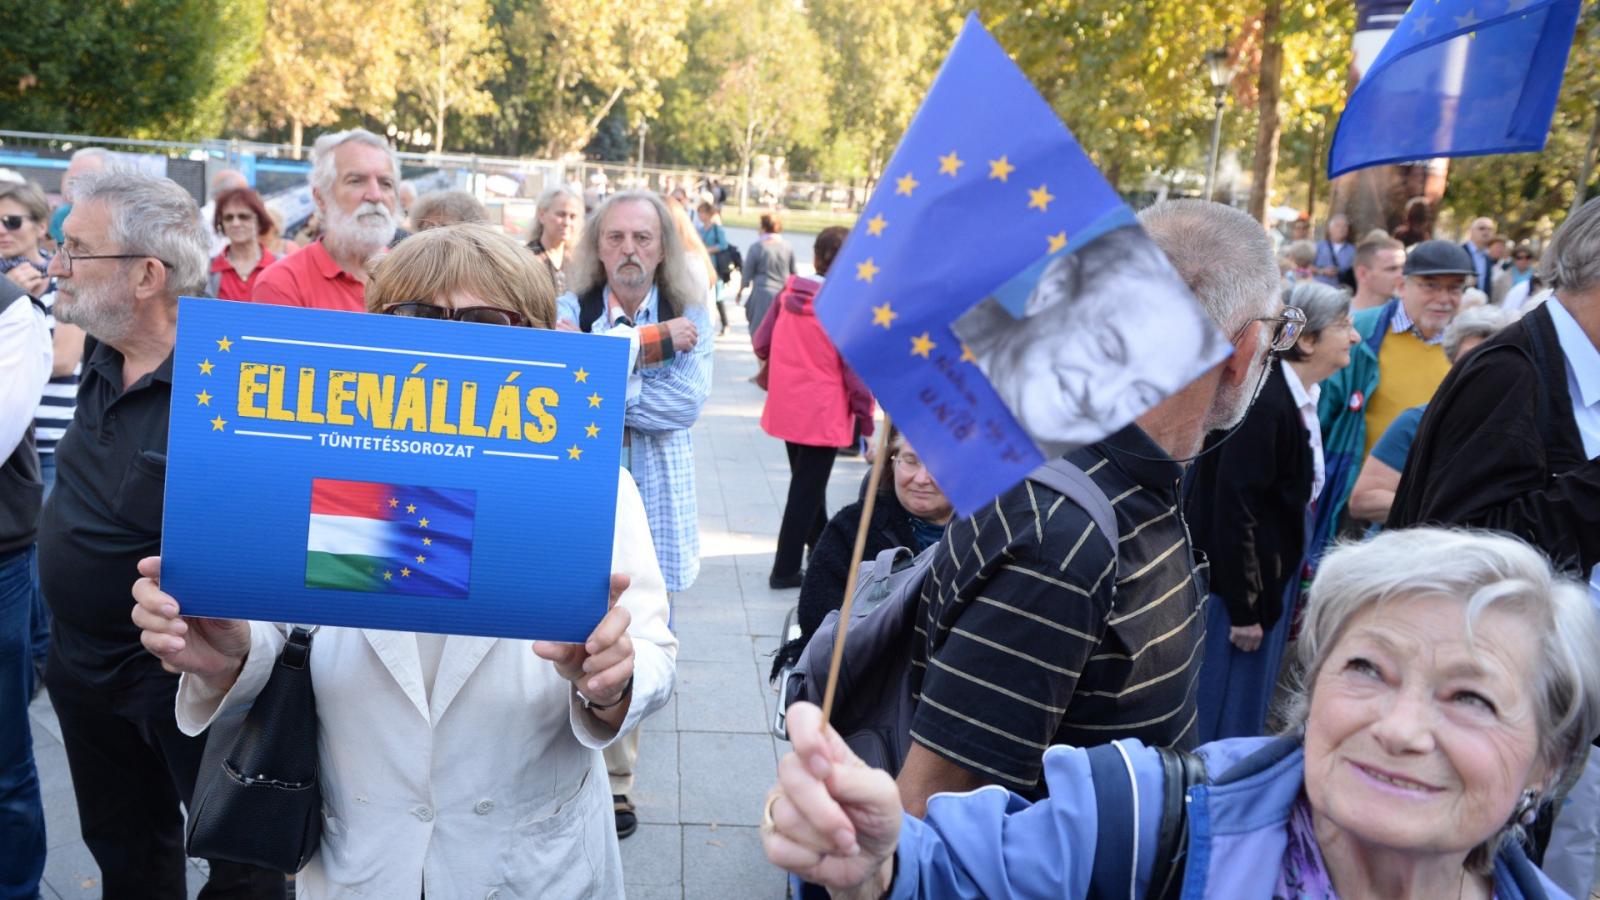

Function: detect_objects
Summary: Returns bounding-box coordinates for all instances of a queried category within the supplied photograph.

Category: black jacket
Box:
[1389,302,1600,577]
[1186,363,1314,630]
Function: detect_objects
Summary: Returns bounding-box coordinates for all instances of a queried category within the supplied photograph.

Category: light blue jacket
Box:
[887,735,1565,900]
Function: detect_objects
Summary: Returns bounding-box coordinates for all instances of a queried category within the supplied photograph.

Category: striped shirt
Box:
[33,289,78,457]
[908,425,1207,794]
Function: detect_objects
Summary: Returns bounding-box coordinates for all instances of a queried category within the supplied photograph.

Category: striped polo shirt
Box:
[908,424,1208,795]
[34,290,78,457]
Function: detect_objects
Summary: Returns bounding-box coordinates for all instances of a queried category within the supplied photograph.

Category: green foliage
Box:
[400,0,505,153]
[2,0,265,140]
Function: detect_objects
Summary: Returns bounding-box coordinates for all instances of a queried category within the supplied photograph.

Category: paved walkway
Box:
[27,298,860,898]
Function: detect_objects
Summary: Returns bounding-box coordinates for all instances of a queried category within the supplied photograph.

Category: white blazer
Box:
[177,469,677,899]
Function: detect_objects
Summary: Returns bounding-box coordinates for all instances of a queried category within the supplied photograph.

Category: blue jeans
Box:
[0,547,45,898]
[28,454,52,667]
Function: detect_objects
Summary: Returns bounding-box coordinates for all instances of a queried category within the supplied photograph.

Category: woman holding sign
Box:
[131,224,677,898]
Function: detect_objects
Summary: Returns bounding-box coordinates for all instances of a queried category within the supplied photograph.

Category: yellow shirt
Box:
[1365,328,1452,458]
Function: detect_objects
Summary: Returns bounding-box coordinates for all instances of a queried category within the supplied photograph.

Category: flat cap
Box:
[1404,239,1475,276]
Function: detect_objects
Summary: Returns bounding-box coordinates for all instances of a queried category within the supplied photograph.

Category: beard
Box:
[54,276,134,345]
[1205,345,1273,434]
[610,254,652,290]
[322,201,396,259]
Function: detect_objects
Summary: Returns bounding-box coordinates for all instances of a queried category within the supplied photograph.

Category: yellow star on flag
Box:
[588,393,603,408]
[910,333,936,358]
[422,537,432,546]
[866,214,887,237]
[418,517,430,528]
[195,390,212,406]
[1048,232,1068,254]
[416,554,427,564]
[216,336,233,352]
[388,497,399,508]
[895,172,919,196]
[406,503,416,514]
[383,571,393,581]
[401,567,411,578]
[585,423,600,438]
[567,444,583,460]
[1028,184,1055,212]
[1453,9,1479,29]
[856,258,880,283]
[988,156,1015,182]
[960,344,977,363]
[871,303,898,329]
[573,367,589,383]
[938,152,964,176]
[209,415,226,432]
[198,359,214,375]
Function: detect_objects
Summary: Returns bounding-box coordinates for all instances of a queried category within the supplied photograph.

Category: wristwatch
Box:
[579,676,634,711]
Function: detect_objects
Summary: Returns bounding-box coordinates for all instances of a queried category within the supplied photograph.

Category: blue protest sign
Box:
[161,297,630,642]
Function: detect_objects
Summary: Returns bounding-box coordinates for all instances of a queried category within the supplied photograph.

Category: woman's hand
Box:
[130,556,251,689]
[762,702,902,898]
[534,574,634,711]
[1229,623,1264,652]
[5,264,46,298]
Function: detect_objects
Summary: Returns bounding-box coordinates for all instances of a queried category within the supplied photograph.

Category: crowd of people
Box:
[1,127,1598,900]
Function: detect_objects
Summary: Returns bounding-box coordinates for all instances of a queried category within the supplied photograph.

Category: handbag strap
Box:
[281,625,316,669]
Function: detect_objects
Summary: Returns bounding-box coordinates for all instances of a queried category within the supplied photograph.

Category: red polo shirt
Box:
[209,245,277,302]
[251,240,366,312]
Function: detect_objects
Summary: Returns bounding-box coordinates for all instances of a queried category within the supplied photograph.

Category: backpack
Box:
[1083,740,1208,900]
[713,243,742,283]
[774,458,1119,775]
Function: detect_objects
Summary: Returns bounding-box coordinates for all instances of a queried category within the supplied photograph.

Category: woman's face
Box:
[538,196,583,250]
[1296,314,1360,379]
[890,441,953,524]
[220,201,260,246]
[1303,593,1546,861]
[0,198,45,260]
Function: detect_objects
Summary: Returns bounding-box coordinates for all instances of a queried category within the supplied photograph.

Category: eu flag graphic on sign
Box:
[816,14,1226,515]
[305,479,476,599]
[1328,0,1582,177]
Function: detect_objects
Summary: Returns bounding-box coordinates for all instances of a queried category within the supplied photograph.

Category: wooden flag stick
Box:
[820,414,894,723]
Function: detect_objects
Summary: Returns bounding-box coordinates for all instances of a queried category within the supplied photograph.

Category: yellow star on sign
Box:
[1454,9,1479,29]
[1028,184,1055,212]
[567,444,583,461]
[587,392,603,408]
[871,303,898,329]
[855,258,880,283]
[573,367,589,383]
[406,503,416,514]
[198,359,214,375]
[383,570,393,581]
[1048,232,1068,254]
[988,156,1015,182]
[938,152,964,176]
[388,497,399,508]
[422,537,432,546]
[216,336,233,352]
[585,423,600,438]
[961,344,977,363]
[895,172,919,196]
[209,415,226,432]
[866,214,887,237]
[195,390,212,406]
[418,517,429,528]
[415,554,426,564]
[401,567,411,578]
[910,333,936,358]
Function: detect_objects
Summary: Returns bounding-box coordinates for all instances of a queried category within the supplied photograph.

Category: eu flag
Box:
[816,14,1225,514]
[1327,0,1582,178]
[305,478,476,600]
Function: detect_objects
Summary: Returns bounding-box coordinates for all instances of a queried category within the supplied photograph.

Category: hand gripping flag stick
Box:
[819,415,893,723]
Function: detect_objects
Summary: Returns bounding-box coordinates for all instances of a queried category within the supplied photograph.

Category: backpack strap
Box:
[1085,742,1206,900]
[1027,458,1119,548]
[577,286,607,333]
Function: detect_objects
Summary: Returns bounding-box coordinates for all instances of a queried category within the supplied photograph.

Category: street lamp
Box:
[1202,44,1235,202]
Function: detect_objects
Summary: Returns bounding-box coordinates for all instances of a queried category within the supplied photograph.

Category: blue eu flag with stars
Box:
[1328,0,1582,177]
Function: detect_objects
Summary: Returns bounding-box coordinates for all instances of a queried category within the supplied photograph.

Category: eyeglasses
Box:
[1233,306,1307,353]
[891,454,928,475]
[220,213,257,223]
[383,302,526,327]
[55,246,172,276]
[0,215,35,231]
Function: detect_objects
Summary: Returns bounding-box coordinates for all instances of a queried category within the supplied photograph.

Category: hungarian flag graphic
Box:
[305,478,476,599]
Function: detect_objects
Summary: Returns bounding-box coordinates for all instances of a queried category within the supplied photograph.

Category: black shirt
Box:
[908,425,1208,795]
[37,336,175,711]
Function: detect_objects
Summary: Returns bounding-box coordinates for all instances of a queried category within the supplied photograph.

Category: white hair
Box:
[308,129,400,198]
[72,169,210,297]
[569,190,703,318]
[1543,195,1600,295]
[1138,199,1281,334]
[69,147,114,166]
[528,183,585,246]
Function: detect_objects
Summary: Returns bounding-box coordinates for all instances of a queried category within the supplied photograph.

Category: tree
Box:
[2,0,264,140]
[1247,0,1284,225]
[401,0,504,154]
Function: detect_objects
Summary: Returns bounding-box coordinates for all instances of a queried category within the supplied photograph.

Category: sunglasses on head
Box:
[382,301,526,327]
[0,215,34,231]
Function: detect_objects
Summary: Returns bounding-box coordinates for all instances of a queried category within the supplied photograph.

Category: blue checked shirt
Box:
[558,286,714,591]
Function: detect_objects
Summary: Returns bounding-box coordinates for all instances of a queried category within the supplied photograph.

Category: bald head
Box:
[210,169,249,196]
[1469,217,1496,249]
[63,148,112,196]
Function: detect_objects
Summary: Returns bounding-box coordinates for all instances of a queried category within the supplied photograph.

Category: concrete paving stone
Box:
[675,631,759,665]
[670,602,751,635]
[745,603,792,639]
[40,839,102,898]
[677,732,777,827]
[641,694,677,733]
[622,883,682,900]
[681,825,787,900]
[619,823,682,888]
[675,660,769,734]
[29,693,62,745]
[630,729,681,825]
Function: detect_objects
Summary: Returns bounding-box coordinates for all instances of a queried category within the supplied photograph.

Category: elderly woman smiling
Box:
[762,527,1600,900]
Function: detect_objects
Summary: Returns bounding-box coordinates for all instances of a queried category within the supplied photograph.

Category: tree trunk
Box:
[292,118,304,159]
[1570,109,1600,220]
[1248,0,1284,226]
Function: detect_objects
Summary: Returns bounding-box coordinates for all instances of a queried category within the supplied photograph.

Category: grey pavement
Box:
[27,298,867,898]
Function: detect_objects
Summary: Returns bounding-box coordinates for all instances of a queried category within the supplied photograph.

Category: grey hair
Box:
[1278,281,1351,363]
[528,184,585,246]
[1138,200,1280,334]
[70,147,114,165]
[568,190,703,318]
[1284,527,1600,873]
[71,169,209,297]
[409,190,488,230]
[308,129,400,198]
[1281,240,1317,268]
[1542,195,1600,294]
[1442,303,1515,363]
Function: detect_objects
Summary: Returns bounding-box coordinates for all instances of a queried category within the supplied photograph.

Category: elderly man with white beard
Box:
[253,129,402,311]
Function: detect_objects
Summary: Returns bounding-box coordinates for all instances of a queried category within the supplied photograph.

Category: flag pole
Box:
[820,414,893,723]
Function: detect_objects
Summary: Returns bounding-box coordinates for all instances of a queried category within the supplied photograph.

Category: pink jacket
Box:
[755,275,874,448]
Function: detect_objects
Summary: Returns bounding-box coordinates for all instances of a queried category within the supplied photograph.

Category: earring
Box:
[1514,789,1540,826]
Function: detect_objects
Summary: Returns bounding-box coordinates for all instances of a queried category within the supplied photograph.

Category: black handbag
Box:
[186,625,323,873]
